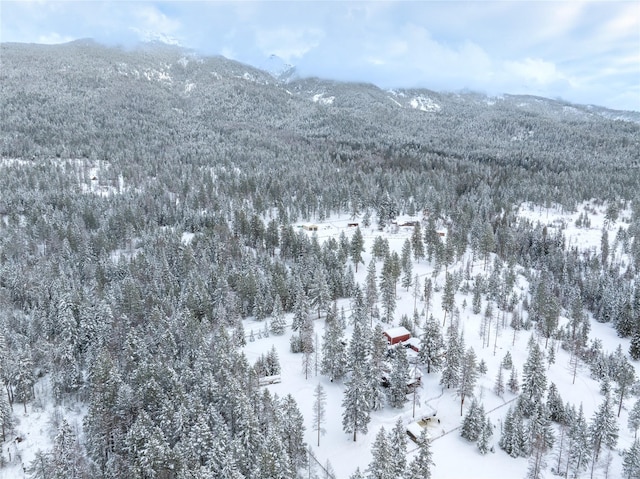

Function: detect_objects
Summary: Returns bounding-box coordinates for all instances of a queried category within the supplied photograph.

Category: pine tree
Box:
[546,382,565,423]
[312,383,327,447]
[526,402,555,458]
[499,406,526,458]
[460,397,484,442]
[279,394,308,472]
[628,397,640,438]
[588,385,618,474]
[350,227,365,272]
[630,324,640,360]
[387,344,410,408]
[367,427,393,479]
[565,403,590,478]
[350,467,366,479]
[407,428,434,479]
[622,438,640,479]
[477,416,493,455]
[613,352,635,417]
[380,254,396,323]
[508,367,520,394]
[472,275,482,315]
[388,419,407,477]
[458,347,478,416]
[411,222,425,262]
[440,325,462,389]
[519,340,547,416]
[342,362,371,442]
[494,365,505,397]
[253,428,293,479]
[441,272,456,326]
[365,259,378,321]
[0,386,12,442]
[321,305,347,381]
[502,351,513,369]
[419,315,445,374]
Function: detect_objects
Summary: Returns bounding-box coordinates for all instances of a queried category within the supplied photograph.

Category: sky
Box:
[1,1,639,111]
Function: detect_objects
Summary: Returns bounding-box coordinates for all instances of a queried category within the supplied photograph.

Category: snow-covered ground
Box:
[3,202,636,478]
[242,206,637,478]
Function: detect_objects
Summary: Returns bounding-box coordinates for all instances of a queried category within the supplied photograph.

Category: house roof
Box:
[383,326,411,338]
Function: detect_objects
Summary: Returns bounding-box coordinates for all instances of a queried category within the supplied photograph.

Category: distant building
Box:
[302,224,318,231]
[383,326,411,345]
[404,337,421,353]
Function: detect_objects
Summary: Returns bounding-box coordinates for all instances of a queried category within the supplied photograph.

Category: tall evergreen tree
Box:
[419,315,445,374]
[407,428,434,479]
[622,438,640,479]
[367,427,393,479]
[387,344,410,408]
[588,384,618,466]
[458,347,478,416]
[350,227,365,273]
[519,340,547,416]
[312,383,327,447]
[440,326,463,390]
[342,362,371,442]
[388,419,407,478]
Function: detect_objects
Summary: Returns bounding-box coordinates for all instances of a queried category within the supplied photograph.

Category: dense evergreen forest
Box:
[0,40,639,478]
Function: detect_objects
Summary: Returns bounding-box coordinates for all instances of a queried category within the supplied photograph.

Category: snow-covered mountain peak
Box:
[260,54,297,82]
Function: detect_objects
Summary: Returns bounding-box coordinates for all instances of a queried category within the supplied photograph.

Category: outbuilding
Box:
[383,326,411,345]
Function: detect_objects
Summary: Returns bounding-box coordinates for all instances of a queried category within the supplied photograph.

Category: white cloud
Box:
[503,58,569,86]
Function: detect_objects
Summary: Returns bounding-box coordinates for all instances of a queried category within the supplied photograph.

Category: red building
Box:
[383,326,411,345]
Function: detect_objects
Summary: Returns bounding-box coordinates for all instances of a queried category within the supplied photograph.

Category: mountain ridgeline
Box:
[1,39,639,217]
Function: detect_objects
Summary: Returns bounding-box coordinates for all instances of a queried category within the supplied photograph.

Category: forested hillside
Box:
[0,40,639,479]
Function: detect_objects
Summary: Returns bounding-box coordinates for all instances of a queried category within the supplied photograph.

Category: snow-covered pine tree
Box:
[519,339,547,416]
[564,403,590,478]
[502,351,513,369]
[494,364,505,397]
[367,427,393,479]
[350,467,366,479]
[628,397,640,438]
[380,253,397,323]
[342,361,371,442]
[507,368,520,394]
[477,415,493,455]
[419,314,445,374]
[279,394,308,472]
[458,347,479,416]
[621,438,640,479]
[312,383,327,447]
[388,418,407,477]
[412,222,425,262]
[407,428,434,479]
[612,350,635,417]
[440,325,462,390]
[365,259,378,321]
[321,304,347,381]
[546,382,565,423]
[387,344,410,408]
[460,397,484,442]
[588,385,618,469]
[350,226,365,272]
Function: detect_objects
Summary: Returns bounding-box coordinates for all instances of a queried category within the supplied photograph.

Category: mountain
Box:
[260,53,297,82]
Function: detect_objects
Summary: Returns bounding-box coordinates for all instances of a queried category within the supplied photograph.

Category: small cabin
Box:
[406,421,428,443]
[383,326,411,345]
[347,222,359,227]
[403,337,421,353]
[302,224,318,232]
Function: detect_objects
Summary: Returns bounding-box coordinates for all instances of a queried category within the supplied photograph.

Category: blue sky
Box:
[2,1,639,111]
